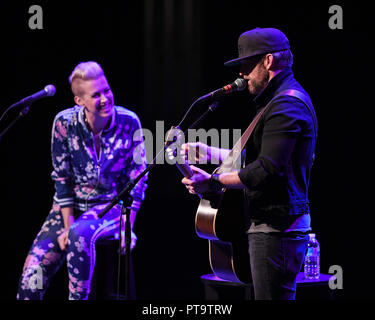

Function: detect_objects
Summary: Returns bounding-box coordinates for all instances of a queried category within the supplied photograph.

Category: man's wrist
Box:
[209,173,224,192]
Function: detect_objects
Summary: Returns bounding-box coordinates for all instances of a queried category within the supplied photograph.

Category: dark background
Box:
[0,0,372,300]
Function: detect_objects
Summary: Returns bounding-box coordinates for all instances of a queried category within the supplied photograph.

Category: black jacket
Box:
[238,68,317,229]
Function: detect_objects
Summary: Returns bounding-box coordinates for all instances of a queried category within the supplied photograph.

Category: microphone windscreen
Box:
[234,78,247,91]
[45,85,56,96]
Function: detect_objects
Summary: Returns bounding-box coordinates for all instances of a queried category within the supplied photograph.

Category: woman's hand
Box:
[57,229,69,251]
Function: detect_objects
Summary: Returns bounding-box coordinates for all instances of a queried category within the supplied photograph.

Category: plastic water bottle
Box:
[304,233,320,279]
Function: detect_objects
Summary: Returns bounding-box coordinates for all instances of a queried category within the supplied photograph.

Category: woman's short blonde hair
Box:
[69,61,104,96]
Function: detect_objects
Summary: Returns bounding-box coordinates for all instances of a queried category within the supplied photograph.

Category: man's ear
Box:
[264,53,274,71]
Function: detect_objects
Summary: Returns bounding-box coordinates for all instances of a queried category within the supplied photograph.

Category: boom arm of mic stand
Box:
[97,166,152,218]
[0,104,31,142]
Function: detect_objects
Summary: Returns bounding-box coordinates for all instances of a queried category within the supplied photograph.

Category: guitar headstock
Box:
[165,126,193,178]
[165,126,184,163]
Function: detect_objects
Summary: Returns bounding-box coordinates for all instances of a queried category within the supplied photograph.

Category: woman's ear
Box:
[74,95,84,107]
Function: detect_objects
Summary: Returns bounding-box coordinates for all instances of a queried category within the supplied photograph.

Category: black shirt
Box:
[238,68,317,231]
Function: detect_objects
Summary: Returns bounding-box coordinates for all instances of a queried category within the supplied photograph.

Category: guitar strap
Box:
[282,89,318,139]
[218,89,317,173]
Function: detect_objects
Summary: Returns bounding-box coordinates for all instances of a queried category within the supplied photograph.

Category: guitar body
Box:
[195,188,252,284]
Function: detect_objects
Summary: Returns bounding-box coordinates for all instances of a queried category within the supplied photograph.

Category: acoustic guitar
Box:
[166,127,251,284]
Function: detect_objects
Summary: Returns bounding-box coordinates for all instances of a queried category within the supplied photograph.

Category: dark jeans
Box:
[248,232,309,300]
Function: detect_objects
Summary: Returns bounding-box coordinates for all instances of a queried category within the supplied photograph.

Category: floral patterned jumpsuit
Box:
[17,105,147,300]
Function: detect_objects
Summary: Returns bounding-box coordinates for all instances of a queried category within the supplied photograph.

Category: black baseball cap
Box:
[224,27,290,67]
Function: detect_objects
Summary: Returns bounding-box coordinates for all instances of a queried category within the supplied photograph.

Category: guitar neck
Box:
[175,161,193,178]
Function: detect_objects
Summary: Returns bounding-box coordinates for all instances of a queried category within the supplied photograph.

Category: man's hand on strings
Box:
[181,142,229,165]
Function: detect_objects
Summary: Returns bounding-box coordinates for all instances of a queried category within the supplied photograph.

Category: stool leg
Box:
[90,241,137,300]
[204,284,220,300]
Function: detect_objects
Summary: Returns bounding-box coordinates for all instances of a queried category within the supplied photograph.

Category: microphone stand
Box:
[97,99,219,300]
[1,85,56,142]
[0,104,31,142]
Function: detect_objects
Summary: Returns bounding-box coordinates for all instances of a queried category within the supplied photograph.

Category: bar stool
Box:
[89,238,135,300]
[200,274,253,300]
[200,272,336,300]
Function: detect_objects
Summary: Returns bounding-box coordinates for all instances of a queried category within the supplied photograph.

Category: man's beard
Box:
[249,65,270,95]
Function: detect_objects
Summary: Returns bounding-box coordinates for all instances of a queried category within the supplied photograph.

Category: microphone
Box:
[10,84,56,108]
[196,78,247,103]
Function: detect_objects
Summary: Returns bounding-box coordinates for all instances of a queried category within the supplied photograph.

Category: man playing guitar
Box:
[182,28,317,300]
